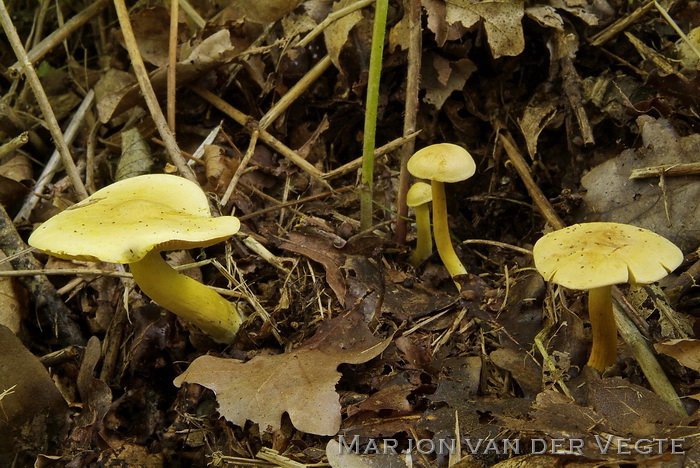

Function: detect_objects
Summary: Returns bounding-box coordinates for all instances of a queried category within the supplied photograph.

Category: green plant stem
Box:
[360,0,389,230]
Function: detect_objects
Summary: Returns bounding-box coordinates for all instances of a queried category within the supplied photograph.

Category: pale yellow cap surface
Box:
[533,222,683,290]
[29,174,240,264]
[407,182,433,207]
[407,143,476,183]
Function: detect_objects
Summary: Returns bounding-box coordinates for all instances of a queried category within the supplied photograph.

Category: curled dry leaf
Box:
[654,338,700,372]
[174,311,392,435]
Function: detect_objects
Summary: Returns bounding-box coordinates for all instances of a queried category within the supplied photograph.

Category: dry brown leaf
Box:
[446,0,524,58]
[581,116,700,251]
[421,53,476,109]
[0,325,67,431]
[279,231,346,304]
[654,338,700,371]
[127,7,171,67]
[174,311,392,435]
[324,0,363,72]
[0,154,32,182]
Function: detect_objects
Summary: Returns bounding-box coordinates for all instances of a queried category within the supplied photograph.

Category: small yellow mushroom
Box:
[407,182,433,266]
[407,143,475,279]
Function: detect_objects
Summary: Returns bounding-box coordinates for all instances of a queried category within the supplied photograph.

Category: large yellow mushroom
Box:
[533,222,683,372]
[28,174,243,343]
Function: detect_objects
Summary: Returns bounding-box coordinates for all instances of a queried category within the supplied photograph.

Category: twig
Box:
[190,85,331,189]
[6,0,111,77]
[178,0,206,29]
[499,129,687,416]
[112,0,196,182]
[499,132,563,230]
[167,0,179,132]
[323,131,419,179]
[0,0,88,200]
[360,0,389,230]
[221,130,259,207]
[258,55,332,130]
[237,185,354,220]
[629,162,700,179]
[666,255,700,304]
[0,131,28,160]
[589,0,656,46]
[14,90,95,222]
[395,0,422,245]
[462,239,533,256]
[555,30,594,146]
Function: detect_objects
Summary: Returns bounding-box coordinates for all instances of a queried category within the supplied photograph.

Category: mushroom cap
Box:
[28,174,240,264]
[533,222,683,290]
[407,143,476,183]
[407,182,433,207]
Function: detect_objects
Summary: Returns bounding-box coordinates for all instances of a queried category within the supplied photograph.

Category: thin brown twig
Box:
[112,0,196,183]
[395,0,422,245]
[167,0,178,132]
[238,185,355,221]
[222,130,259,208]
[0,131,28,160]
[258,55,332,130]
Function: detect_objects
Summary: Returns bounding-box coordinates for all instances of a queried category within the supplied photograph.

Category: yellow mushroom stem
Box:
[431,181,467,279]
[410,203,433,266]
[130,250,242,343]
[587,285,617,372]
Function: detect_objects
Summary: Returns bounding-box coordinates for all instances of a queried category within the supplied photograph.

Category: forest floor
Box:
[2,0,700,466]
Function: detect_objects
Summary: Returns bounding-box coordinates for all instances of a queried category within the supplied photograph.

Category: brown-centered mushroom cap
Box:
[406,182,432,207]
[533,222,683,290]
[407,143,476,183]
[28,174,240,263]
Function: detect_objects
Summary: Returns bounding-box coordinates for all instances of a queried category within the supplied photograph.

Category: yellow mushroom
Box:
[533,222,683,372]
[28,174,243,343]
[407,182,433,266]
[407,143,475,279]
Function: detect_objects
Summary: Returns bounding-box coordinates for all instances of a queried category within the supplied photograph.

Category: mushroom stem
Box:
[431,181,467,278]
[410,203,432,266]
[130,250,242,343]
[587,285,617,372]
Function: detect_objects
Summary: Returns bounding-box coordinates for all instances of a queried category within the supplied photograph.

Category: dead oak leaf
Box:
[654,338,700,372]
[174,312,392,435]
[445,0,524,58]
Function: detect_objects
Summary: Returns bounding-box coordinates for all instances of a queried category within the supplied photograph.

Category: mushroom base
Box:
[130,251,242,343]
[587,285,617,372]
